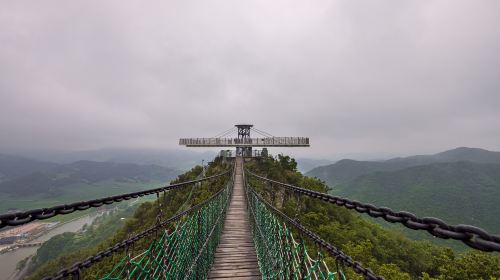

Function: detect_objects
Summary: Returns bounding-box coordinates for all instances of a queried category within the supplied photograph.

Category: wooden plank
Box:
[209,269,261,277]
[208,157,261,280]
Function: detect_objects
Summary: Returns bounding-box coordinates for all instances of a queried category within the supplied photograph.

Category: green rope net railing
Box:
[246,185,346,280]
[101,179,232,280]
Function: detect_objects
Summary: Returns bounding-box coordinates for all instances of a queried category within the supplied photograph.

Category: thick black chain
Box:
[41,183,230,280]
[248,186,384,280]
[0,171,230,229]
[246,169,500,252]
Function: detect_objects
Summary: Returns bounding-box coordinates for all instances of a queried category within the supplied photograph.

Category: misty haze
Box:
[0,1,499,280]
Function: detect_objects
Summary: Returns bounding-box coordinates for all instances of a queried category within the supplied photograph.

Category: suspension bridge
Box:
[208,157,260,279]
[0,125,499,280]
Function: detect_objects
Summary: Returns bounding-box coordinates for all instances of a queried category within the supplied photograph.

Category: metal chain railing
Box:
[245,175,379,279]
[183,181,232,280]
[246,169,500,252]
[0,170,230,229]
[101,179,231,280]
[41,172,233,280]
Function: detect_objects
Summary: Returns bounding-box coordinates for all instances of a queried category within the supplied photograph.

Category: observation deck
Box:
[179,137,310,147]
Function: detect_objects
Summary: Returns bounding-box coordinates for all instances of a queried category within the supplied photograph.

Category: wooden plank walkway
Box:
[208,157,261,280]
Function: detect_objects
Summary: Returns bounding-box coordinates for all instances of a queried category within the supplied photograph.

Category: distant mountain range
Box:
[295,158,334,173]
[0,154,59,182]
[306,147,500,236]
[307,147,500,185]
[9,148,218,171]
[0,154,181,197]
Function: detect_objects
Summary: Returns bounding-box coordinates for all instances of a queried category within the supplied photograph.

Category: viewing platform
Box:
[179,137,310,147]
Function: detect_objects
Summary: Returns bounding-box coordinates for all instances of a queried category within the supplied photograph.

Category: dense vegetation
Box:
[25,156,230,280]
[28,204,138,273]
[248,154,499,280]
[336,162,500,233]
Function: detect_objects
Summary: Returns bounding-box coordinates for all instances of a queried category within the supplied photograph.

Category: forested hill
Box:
[248,155,499,279]
[338,161,500,232]
[305,147,500,236]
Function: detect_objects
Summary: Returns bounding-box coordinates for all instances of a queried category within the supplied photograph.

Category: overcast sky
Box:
[1,1,499,159]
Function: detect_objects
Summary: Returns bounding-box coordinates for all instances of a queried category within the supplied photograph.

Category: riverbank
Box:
[0,212,101,280]
[0,210,104,255]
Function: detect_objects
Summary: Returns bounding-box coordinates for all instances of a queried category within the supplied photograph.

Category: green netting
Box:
[101,181,231,280]
[247,186,346,280]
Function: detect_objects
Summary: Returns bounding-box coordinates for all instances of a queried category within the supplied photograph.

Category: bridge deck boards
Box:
[208,157,261,280]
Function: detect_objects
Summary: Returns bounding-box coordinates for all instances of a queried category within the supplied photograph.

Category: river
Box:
[0,214,98,280]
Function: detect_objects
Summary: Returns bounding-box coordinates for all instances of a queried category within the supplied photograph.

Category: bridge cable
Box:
[217,130,236,138]
[0,170,230,229]
[214,127,237,138]
[252,127,274,137]
[246,169,500,252]
[252,130,272,138]
[217,130,237,138]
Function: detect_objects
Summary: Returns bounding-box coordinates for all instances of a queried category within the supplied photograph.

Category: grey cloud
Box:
[1,0,499,159]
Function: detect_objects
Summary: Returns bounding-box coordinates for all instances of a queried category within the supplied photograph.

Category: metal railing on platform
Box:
[179,137,310,147]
